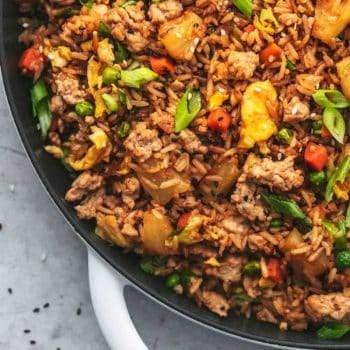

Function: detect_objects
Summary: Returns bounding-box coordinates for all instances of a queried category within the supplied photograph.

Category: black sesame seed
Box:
[43,303,50,309]
[30,340,36,345]
[76,307,81,316]
[33,307,40,313]
[8,288,12,294]
[24,329,31,334]
[0,223,2,230]
[56,348,61,350]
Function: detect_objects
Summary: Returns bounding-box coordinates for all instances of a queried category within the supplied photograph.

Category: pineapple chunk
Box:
[312,0,350,47]
[336,56,350,100]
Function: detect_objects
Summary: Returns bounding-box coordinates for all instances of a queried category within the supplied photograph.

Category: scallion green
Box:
[312,89,350,109]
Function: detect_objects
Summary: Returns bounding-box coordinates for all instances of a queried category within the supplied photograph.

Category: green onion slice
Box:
[323,107,346,144]
[232,0,253,19]
[175,88,202,132]
[325,156,350,202]
[317,323,350,340]
[313,89,350,109]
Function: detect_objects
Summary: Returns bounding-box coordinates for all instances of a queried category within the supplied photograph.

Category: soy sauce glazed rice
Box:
[17,0,350,337]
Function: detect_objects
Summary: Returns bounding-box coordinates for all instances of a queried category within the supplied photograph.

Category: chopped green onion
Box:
[276,128,293,145]
[103,66,121,85]
[325,156,350,202]
[175,88,202,132]
[102,93,118,113]
[232,0,253,19]
[261,194,305,220]
[312,89,350,109]
[116,121,130,138]
[297,217,313,234]
[79,0,94,8]
[269,218,284,228]
[317,323,350,340]
[286,58,296,71]
[120,67,158,88]
[309,170,326,186]
[98,21,111,37]
[323,220,341,237]
[242,261,261,276]
[121,0,137,7]
[30,79,52,140]
[312,119,323,135]
[118,89,127,106]
[75,100,94,117]
[336,250,350,270]
[165,273,181,288]
[262,193,313,233]
[115,42,129,63]
[140,256,168,274]
[323,107,345,144]
[346,202,350,228]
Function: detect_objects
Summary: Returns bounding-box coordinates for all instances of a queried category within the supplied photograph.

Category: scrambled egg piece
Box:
[68,126,112,171]
[97,39,115,65]
[95,214,128,248]
[44,45,71,68]
[334,177,350,200]
[208,90,229,111]
[204,257,221,267]
[312,0,350,47]
[239,80,278,149]
[87,57,106,118]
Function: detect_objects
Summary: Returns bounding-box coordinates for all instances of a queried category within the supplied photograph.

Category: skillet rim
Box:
[0,3,349,348]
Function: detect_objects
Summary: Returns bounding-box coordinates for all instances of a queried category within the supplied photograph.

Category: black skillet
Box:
[0,1,348,348]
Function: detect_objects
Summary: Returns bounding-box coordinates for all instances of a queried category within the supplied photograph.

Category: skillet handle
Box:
[88,249,148,350]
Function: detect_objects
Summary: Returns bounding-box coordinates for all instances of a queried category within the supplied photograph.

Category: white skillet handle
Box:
[88,249,148,350]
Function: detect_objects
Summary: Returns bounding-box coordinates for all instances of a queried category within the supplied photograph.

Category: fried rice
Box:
[16,0,350,335]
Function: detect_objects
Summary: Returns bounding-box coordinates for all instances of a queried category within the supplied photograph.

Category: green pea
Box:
[102,93,118,113]
[269,218,284,228]
[312,120,323,135]
[309,170,326,186]
[242,260,261,276]
[103,67,121,85]
[276,128,293,145]
[116,121,130,138]
[75,100,94,117]
[336,250,350,270]
[165,273,181,288]
[180,270,194,287]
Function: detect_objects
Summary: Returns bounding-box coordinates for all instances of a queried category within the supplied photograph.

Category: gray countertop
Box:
[0,73,266,350]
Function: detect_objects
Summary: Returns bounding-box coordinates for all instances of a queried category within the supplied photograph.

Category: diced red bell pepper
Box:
[267,258,283,284]
[304,142,328,171]
[177,212,192,229]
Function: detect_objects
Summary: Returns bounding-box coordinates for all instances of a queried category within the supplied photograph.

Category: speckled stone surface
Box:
[0,73,266,350]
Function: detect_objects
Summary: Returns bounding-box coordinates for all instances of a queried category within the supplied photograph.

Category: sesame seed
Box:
[175,32,182,38]
[22,23,29,28]
[33,307,40,313]
[43,303,50,309]
[9,184,15,193]
[76,307,81,316]
[24,329,31,334]
[254,87,262,93]
[8,288,12,294]
[277,153,283,161]
[30,340,36,345]
[40,252,47,262]
[220,29,226,36]
[193,37,200,45]
[0,223,2,230]
[47,53,55,60]
[291,106,298,115]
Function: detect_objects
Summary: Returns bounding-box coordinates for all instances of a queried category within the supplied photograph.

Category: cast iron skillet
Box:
[1,2,349,348]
